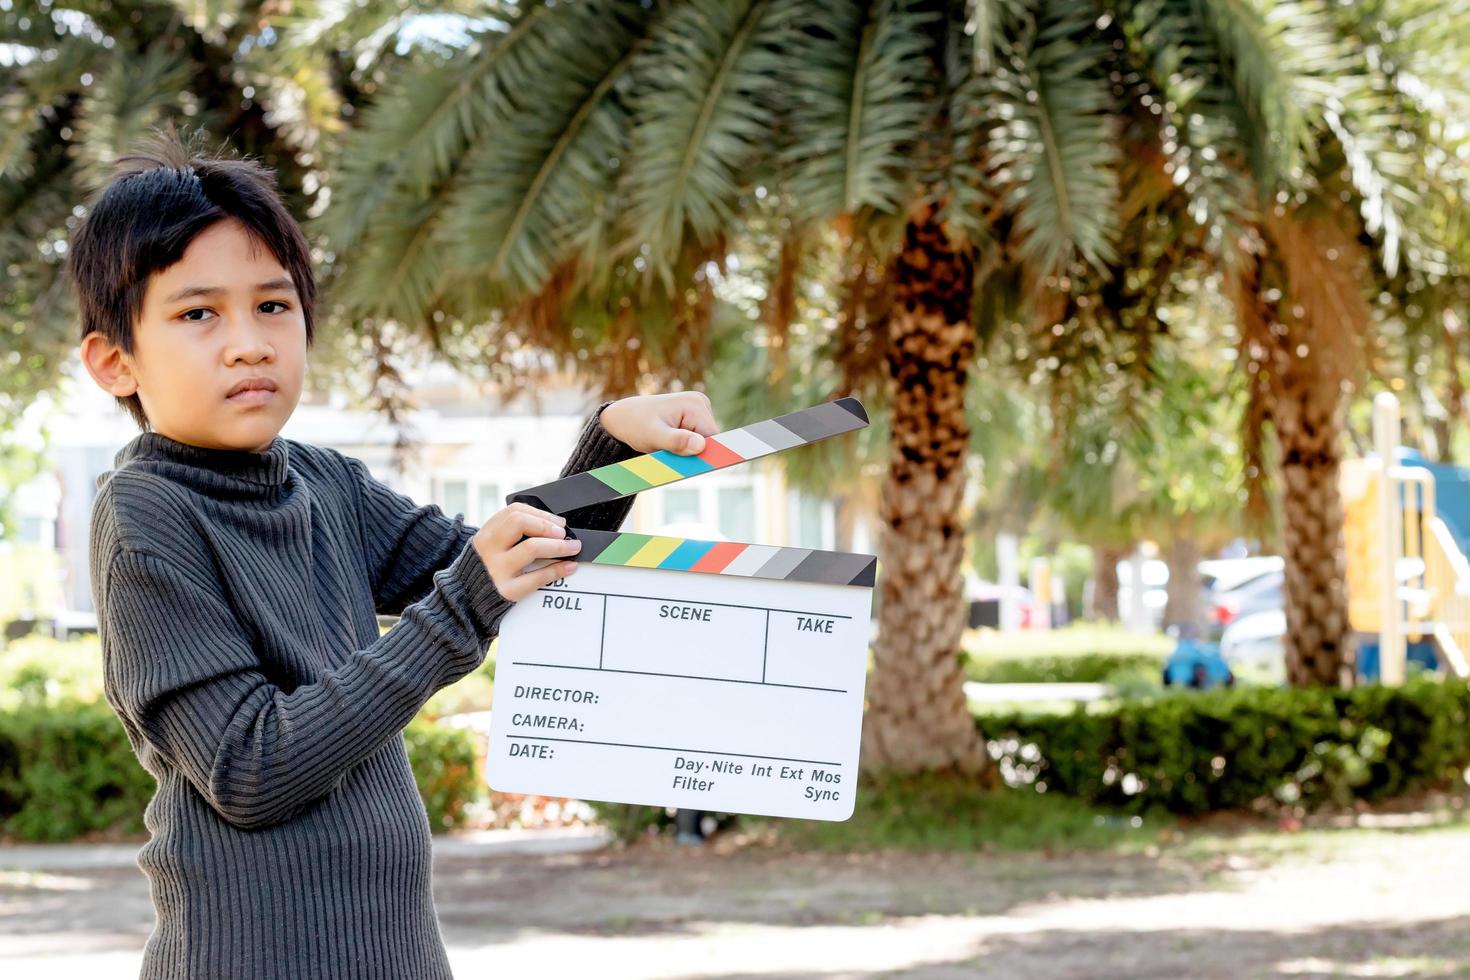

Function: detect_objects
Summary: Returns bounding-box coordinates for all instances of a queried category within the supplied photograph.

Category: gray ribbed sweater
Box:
[89,403,638,979]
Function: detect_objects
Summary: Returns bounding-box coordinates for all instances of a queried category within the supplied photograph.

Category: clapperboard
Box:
[485,398,877,820]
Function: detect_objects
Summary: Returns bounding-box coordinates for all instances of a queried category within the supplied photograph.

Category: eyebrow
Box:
[163,277,298,304]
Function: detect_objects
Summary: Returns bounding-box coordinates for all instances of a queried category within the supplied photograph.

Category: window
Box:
[439,479,469,520]
[18,515,44,544]
[717,487,756,542]
[796,493,827,550]
[662,488,701,525]
[477,483,501,523]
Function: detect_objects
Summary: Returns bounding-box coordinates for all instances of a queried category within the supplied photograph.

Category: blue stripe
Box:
[649,449,714,477]
[659,539,717,570]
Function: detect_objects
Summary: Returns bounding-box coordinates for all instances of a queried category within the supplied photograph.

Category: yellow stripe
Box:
[624,535,684,568]
[621,454,684,486]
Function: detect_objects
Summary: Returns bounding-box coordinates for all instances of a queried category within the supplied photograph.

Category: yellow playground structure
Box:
[1342,393,1470,682]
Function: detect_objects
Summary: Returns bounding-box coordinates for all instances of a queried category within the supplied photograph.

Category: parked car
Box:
[964,572,1040,629]
[1210,568,1284,631]
[1220,607,1287,683]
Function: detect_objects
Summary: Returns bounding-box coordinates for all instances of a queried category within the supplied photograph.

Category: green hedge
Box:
[983,676,1470,814]
[965,650,1167,685]
[0,700,154,841]
[0,700,483,842]
[404,720,485,832]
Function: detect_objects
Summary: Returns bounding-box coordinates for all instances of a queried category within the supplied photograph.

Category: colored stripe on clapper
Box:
[509,397,869,514]
[565,529,877,588]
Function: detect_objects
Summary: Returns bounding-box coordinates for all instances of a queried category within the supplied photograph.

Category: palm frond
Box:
[781,0,936,223]
[620,0,806,291]
[1119,0,1258,267]
[70,42,192,190]
[984,1,1120,274]
[441,0,656,296]
[1189,0,1344,186]
[318,1,558,255]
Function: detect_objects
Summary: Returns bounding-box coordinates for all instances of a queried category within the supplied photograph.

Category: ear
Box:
[80,331,139,397]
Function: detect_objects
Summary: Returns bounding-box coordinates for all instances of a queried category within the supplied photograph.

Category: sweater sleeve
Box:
[553,399,643,532]
[349,400,640,615]
[343,453,487,617]
[97,541,509,831]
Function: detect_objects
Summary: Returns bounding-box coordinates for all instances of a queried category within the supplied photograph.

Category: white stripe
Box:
[713,427,778,460]
[720,545,783,576]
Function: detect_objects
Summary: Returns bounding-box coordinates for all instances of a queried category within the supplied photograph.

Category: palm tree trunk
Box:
[860,201,986,775]
[1090,544,1124,621]
[833,494,855,552]
[1162,528,1203,631]
[1275,377,1356,686]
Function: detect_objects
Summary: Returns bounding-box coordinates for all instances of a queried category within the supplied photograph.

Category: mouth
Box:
[226,378,279,403]
[227,388,276,405]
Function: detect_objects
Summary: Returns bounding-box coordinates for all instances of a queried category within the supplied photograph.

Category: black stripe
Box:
[566,527,619,562]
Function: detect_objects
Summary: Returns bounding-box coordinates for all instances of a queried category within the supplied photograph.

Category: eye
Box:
[179,308,215,322]
[260,300,291,314]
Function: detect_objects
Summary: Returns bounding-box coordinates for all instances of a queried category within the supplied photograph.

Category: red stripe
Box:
[696,437,744,469]
[690,541,746,574]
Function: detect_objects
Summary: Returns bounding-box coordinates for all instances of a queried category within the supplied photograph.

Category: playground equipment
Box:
[1341,393,1470,684]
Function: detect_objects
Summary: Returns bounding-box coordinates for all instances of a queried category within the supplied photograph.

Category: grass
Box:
[963,624,1173,660]
[762,773,1168,854]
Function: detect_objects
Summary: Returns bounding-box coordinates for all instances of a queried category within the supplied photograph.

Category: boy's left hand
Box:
[599,391,720,456]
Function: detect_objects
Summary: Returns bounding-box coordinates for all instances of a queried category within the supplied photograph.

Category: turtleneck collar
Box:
[115,430,291,489]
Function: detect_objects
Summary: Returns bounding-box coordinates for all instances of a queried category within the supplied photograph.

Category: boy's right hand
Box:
[472,502,581,601]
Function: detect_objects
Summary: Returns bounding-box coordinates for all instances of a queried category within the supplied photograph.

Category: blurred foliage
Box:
[763,773,1163,853]
[0,0,494,434]
[403,718,484,833]
[965,649,1167,686]
[0,634,484,839]
[0,633,104,709]
[962,623,1171,684]
[986,673,1470,815]
[0,699,155,841]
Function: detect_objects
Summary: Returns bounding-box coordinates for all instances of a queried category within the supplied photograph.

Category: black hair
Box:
[67,123,317,431]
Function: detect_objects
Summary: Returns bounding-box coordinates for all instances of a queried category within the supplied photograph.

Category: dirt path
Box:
[5,824,1470,978]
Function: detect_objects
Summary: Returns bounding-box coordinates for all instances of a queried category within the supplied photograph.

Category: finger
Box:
[503,559,579,601]
[490,510,566,550]
[685,401,720,437]
[501,534,582,571]
[662,426,707,456]
[508,501,567,525]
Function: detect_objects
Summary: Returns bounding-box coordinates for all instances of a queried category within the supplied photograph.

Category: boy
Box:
[72,129,718,979]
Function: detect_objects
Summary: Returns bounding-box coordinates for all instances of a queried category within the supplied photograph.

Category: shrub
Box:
[963,626,1170,685]
[0,701,486,841]
[0,634,105,710]
[404,720,484,833]
[983,676,1470,815]
[0,700,152,841]
[966,650,1168,684]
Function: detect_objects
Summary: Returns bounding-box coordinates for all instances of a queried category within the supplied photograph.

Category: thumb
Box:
[665,427,706,455]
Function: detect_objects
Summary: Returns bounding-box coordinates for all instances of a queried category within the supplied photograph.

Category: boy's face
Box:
[82,217,306,453]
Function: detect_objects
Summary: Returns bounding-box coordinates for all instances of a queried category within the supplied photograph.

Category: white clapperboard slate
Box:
[485,398,877,821]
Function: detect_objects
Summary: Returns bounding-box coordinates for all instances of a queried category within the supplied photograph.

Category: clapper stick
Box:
[568,529,876,587]
[507,397,874,585]
[509,397,869,516]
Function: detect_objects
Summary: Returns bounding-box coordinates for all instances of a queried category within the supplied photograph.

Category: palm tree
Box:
[0,0,475,429]
[1125,0,1470,684]
[318,0,1466,769]
[318,0,1131,773]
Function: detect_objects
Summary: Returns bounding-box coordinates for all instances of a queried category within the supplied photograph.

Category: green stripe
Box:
[591,532,648,565]
[587,462,652,495]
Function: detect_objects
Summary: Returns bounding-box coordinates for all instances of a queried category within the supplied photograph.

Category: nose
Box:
[222,310,275,364]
